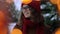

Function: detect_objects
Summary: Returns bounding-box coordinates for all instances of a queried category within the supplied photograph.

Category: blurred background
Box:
[0,0,60,34]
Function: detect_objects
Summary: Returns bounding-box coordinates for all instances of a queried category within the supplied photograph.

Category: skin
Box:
[22,5,31,18]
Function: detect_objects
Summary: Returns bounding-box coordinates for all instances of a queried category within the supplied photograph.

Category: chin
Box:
[25,16,30,18]
[25,17,29,18]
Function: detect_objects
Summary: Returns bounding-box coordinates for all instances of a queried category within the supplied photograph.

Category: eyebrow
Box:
[23,6,30,9]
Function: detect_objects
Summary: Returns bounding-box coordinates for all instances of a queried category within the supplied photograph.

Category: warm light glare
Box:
[22,0,32,4]
[0,11,5,26]
[35,0,40,1]
[50,0,60,16]
[50,0,57,4]
[0,11,8,34]
[11,29,22,34]
[55,28,60,34]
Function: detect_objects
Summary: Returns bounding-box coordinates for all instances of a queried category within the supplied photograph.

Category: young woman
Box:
[11,1,45,34]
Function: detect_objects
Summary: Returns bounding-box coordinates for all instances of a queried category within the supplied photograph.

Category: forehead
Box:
[23,5,28,7]
[22,5,30,9]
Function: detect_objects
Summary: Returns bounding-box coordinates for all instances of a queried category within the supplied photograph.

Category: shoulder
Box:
[11,28,22,34]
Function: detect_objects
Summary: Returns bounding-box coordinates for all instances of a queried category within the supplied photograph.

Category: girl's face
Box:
[22,5,31,18]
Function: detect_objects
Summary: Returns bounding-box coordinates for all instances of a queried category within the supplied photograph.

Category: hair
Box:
[15,5,44,30]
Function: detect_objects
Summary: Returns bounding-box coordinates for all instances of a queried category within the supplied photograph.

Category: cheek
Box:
[23,11,31,18]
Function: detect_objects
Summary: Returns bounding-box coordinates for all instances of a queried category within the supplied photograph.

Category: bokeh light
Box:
[22,0,32,4]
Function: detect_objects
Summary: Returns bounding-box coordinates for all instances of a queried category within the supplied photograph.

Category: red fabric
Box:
[22,1,41,13]
[22,17,44,34]
[28,1,40,12]
[22,1,44,34]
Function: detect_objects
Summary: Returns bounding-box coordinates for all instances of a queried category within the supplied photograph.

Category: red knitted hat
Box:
[28,1,40,12]
[22,1,41,12]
